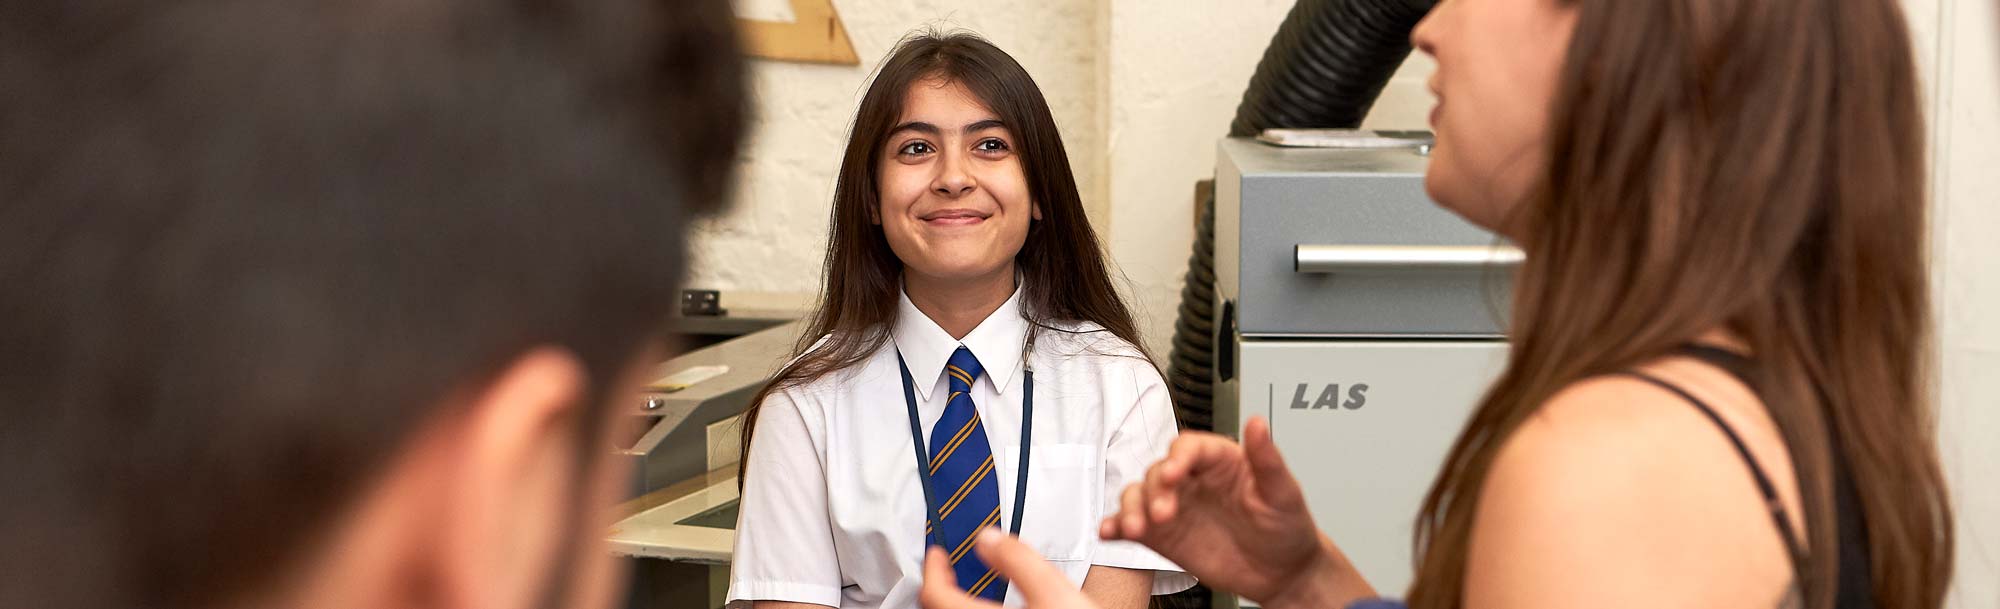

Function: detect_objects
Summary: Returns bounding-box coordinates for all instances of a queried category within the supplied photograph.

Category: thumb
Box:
[970,528,1074,604]
[921,547,1003,609]
[924,546,961,589]
[1243,417,1306,509]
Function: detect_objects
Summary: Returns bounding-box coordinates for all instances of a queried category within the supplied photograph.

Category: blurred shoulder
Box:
[1500,358,1785,486]
[1466,369,1799,608]
[1488,376,1709,488]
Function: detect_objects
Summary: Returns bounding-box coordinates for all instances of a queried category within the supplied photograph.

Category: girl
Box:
[728,31,1195,609]
[924,0,1956,608]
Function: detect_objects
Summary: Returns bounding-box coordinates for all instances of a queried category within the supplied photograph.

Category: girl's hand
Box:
[919,530,1097,609]
[1100,417,1373,609]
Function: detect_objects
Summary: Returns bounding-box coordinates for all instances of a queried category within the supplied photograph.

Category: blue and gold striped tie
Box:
[928,346,1008,602]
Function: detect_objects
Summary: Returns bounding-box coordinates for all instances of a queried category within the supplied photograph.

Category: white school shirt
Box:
[728,286,1195,609]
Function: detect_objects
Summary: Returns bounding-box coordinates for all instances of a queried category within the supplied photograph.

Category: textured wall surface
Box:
[685,0,1102,293]
[1910,0,2000,604]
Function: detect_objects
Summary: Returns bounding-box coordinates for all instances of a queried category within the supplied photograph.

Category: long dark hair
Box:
[737,30,1144,470]
[1407,0,1953,607]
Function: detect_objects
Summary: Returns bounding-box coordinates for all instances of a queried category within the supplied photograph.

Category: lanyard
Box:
[898,346,1033,549]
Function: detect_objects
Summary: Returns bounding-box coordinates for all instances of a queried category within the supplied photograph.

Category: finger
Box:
[920,547,1004,609]
[923,546,959,589]
[1161,432,1247,489]
[1243,417,1307,508]
[1117,482,1148,539]
[970,528,1075,605]
[1143,460,1178,523]
[1156,432,1220,484]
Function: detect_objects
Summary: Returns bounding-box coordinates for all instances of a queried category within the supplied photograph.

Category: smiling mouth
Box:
[920,209,991,225]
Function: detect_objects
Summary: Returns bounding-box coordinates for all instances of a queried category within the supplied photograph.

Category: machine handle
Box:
[1293,244,1525,273]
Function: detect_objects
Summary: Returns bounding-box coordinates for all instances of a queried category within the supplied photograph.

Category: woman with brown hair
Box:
[919,0,1955,608]
[728,30,1194,609]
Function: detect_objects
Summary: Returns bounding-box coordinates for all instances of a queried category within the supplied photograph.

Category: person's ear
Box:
[436,348,590,609]
[1032,201,1043,221]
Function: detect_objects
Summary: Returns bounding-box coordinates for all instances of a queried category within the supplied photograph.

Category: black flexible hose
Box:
[1166,191,1218,435]
[1229,0,1437,136]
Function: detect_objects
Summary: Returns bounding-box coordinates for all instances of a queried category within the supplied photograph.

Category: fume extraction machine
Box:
[1210,137,1517,597]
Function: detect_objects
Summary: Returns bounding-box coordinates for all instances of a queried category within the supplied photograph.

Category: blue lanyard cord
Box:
[898,350,1033,549]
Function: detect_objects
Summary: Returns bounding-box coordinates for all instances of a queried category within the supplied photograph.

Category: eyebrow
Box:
[888,119,1008,138]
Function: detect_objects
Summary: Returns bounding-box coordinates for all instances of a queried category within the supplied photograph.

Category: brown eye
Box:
[974,138,1010,152]
[899,141,935,155]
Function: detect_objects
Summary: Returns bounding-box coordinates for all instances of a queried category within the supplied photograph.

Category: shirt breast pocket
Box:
[1003,443,1101,563]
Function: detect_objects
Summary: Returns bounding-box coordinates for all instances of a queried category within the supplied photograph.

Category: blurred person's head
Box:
[1410,0,1952,608]
[0,1,743,608]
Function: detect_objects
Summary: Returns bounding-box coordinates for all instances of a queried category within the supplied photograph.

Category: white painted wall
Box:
[1908,0,2000,604]
[1098,0,1287,357]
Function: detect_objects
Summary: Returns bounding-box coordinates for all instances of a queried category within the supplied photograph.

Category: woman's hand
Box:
[919,529,1099,609]
[1100,417,1374,609]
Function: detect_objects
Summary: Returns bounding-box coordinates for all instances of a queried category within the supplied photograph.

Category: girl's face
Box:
[876,77,1038,286]
[1412,0,1578,239]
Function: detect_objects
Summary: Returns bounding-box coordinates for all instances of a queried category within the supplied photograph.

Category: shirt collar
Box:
[891,282,1027,401]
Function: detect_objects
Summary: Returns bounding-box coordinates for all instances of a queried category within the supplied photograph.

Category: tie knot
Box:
[945,346,984,386]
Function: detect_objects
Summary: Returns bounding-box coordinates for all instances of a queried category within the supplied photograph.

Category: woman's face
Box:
[876,77,1038,285]
[1412,0,1579,238]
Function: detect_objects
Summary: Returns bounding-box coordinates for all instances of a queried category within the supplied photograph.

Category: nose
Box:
[1410,5,1439,59]
[931,149,977,198]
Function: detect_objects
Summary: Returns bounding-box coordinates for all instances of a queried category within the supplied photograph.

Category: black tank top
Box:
[1622,344,1872,609]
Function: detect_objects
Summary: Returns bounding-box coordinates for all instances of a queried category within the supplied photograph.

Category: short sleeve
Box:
[1093,364,1198,595]
[726,389,845,607]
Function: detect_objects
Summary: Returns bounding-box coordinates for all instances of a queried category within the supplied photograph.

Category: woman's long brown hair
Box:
[1406,0,1953,608]
[736,30,1146,476]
